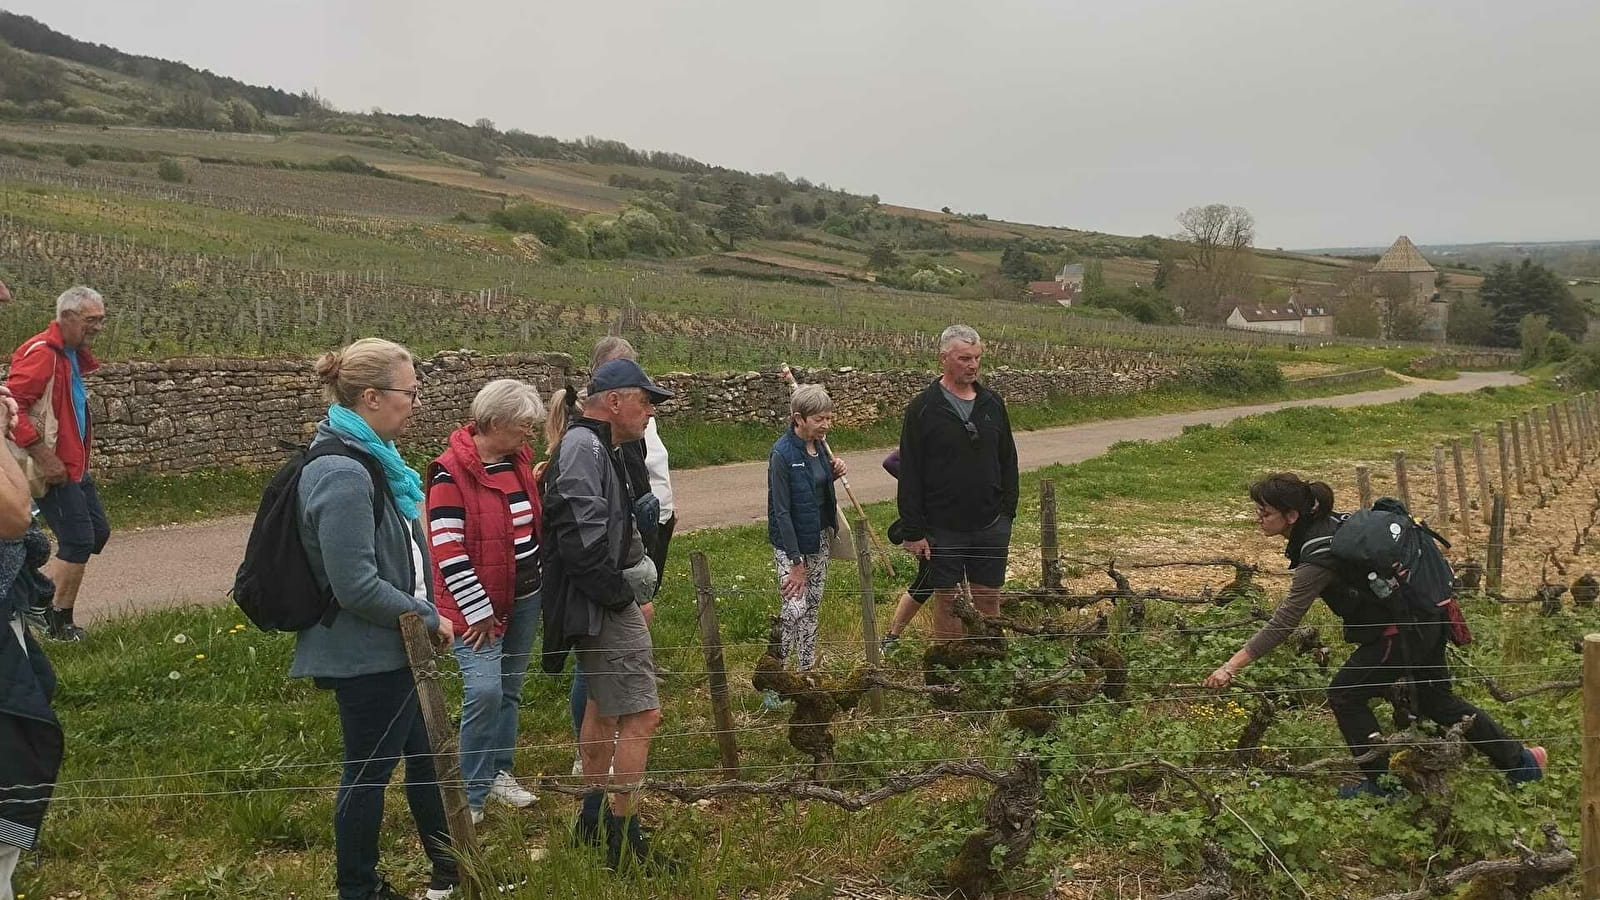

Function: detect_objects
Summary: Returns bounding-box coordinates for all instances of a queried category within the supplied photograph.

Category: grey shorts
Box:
[574,603,659,718]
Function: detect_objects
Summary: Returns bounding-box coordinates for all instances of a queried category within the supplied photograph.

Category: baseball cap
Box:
[588,358,673,403]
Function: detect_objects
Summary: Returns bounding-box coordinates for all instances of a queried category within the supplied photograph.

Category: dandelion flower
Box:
[195,653,206,660]
[168,671,181,680]
[172,633,188,644]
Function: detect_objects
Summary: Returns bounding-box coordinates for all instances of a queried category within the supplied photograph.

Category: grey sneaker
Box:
[489,770,536,807]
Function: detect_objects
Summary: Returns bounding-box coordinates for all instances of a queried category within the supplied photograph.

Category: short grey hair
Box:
[470,378,545,431]
[56,285,105,318]
[581,385,642,410]
[790,383,834,419]
[590,335,637,371]
[938,324,980,352]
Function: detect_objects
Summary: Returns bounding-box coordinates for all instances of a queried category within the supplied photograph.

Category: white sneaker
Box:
[489,770,536,808]
[571,753,584,776]
[470,807,485,826]
[426,888,455,900]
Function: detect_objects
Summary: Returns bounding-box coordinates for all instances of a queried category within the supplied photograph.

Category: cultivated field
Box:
[22,383,1592,899]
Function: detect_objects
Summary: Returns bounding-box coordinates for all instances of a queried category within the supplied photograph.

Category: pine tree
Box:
[712,183,759,247]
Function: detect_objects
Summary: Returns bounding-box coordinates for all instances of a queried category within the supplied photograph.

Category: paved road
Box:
[77,371,1523,623]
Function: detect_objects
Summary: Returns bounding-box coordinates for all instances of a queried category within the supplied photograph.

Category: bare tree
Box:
[1174,204,1255,320]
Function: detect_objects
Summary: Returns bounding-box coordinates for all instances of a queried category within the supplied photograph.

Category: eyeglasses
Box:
[377,386,421,401]
[963,420,979,444]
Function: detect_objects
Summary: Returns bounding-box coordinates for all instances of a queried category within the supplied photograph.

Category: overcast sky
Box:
[13,0,1598,248]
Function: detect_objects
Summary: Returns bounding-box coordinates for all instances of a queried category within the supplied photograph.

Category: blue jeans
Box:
[451,592,540,810]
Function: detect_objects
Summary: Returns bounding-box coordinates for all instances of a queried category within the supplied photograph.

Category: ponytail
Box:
[1249,472,1334,521]
[544,381,581,452]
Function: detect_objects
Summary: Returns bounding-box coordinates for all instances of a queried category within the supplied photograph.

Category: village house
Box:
[1225,298,1334,335]
[1027,262,1085,306]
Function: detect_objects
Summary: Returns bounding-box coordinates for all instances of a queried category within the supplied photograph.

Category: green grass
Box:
[23,380,1585,899]
[97,467,272,530]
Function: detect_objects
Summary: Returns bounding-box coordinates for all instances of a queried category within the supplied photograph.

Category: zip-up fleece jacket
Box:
[896,379,1018,542]
[767,424,838,558]
[540,417,641,674]
[5,322,98,482]
[426,425,541,638]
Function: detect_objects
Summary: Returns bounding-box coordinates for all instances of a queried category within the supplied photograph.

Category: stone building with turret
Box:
[1358,235,1450,341]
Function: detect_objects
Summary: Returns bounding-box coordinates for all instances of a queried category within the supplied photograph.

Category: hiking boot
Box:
[604,810,656,870]
[23,604,48,633]
[45,607,85,642]
[572,790,604,848]
[489,770,536,808]
[1507,745,1547,785]
[370,880,410,900]
[1337,778,1396,800]
[879,632,900,652]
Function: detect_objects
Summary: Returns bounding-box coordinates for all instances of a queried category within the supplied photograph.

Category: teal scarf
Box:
[326,404,425,520]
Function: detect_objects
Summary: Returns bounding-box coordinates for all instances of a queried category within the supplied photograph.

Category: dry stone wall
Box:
[3,349,1185,478]
[650,357,1183,426]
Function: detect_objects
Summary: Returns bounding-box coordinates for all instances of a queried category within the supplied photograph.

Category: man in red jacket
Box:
[5,286,110,641]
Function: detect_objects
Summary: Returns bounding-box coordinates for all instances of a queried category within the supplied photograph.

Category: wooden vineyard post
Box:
[1355,465,1372,510]
[1473,430,1493,525]
[1583,634,1600,900]
[1485,492,1505,595]
[1432,444,1450,534]
[1575,397,1587,462]
[1583,395,1596,458]
[1451,439,1473,541]
[855,516,884,714]
[1551,404,1567,470]
[1392,451,1410,510]
[1530,409,1550,479]
[1510,417,1526,495]
[1039,480,1061,590]
[399,612,478,897]
[1496,421,1511,504]
[691,552,740,777]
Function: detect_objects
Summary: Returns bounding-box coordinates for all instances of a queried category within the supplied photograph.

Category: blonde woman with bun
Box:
[290,338,459,900]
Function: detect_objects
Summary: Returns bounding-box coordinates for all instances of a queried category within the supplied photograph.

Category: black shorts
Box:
[37,475,111,564]
[907,559,935,604]
[925,515,1012,590]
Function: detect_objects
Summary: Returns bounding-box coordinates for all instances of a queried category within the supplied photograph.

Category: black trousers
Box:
[1328,620,1522,778]
[319,667,458,900]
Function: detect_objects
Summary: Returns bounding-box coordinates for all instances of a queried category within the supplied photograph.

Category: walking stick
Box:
[779,364,893,570]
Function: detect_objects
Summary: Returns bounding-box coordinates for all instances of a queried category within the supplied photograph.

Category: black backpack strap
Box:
[1417,519,1451,550]
[301,440,397,626]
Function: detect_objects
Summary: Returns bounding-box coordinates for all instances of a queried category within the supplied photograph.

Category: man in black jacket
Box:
[896,325,1018,640]
[540,358,672,867]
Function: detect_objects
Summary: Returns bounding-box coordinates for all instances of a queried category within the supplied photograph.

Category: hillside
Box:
[0,10,1391,312]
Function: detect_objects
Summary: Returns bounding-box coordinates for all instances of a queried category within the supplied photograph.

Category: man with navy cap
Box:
[540,357,673,868]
